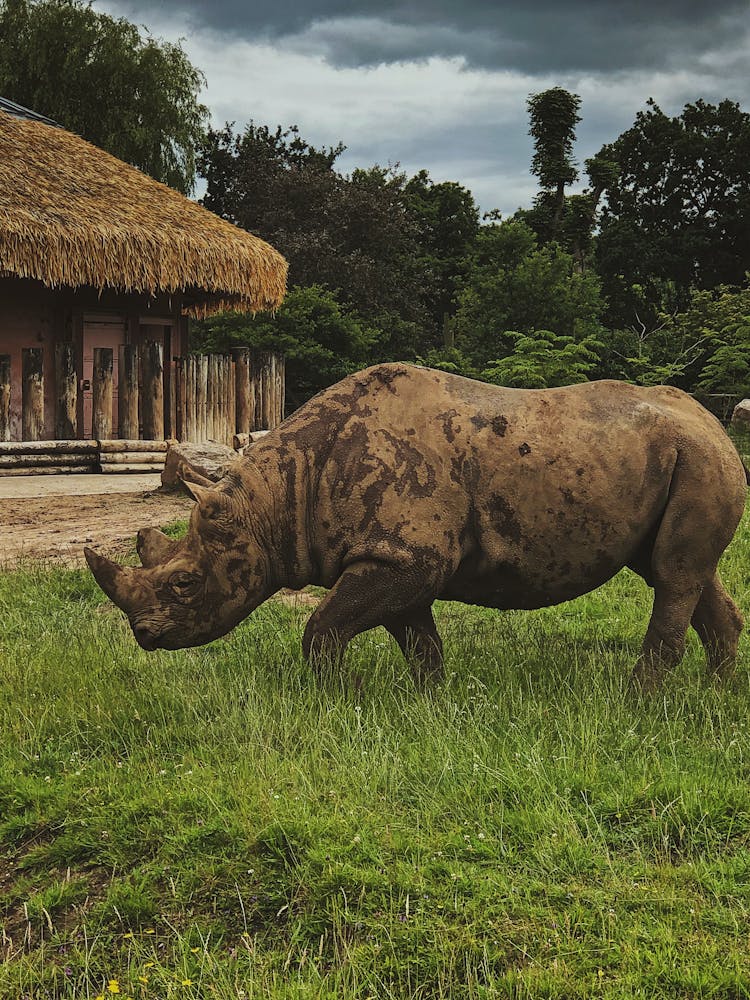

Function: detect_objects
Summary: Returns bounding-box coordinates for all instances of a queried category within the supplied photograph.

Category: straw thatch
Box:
[0,109,287,316]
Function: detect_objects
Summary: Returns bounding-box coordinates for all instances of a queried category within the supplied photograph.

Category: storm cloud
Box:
[97,0,750,214]
[104,0,749,71]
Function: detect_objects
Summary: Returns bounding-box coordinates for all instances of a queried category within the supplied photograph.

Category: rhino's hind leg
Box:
[691,573,743,679]
[631,583,704,691]
[302,560,439,678]
[629,465,744,691]
[384,605,444,684]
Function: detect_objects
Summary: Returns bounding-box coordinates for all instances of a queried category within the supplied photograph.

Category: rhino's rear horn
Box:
[136,527,178,568]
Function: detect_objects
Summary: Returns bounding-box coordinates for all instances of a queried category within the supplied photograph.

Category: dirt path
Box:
[0,485,193,564]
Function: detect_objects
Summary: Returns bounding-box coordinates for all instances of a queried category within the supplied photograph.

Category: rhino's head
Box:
[84,484,269,651]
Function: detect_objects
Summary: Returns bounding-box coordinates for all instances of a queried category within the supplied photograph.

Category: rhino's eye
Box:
[169,572,201,601]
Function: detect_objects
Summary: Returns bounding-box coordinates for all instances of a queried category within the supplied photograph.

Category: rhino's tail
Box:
[745,462,750,486]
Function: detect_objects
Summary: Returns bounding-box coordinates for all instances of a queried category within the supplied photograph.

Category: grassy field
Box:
[2,507,750,999]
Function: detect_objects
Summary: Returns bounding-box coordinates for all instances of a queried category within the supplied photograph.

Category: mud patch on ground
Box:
[0,489,193,565]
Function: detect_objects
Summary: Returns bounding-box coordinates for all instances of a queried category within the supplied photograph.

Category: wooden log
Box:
[118,344,139,440]
[22,347,45,441]
[92,347,113,440]
[0,464,94,477]
[99,462,162,474]
[141,340,164,440]
[99,439,168,453]
[0,453,96,468]
[54,343,77,440]
[0,355,11,442]
[233,432,249,451]
[0,439,97,455]
[99,451,165,465]
[234,349,251,437]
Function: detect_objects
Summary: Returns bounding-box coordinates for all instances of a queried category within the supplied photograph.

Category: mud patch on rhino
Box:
[487,493,523,544]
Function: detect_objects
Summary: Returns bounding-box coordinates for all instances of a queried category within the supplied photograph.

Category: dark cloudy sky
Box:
[96,0,750,214]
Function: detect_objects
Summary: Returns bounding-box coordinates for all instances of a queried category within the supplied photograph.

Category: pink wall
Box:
[0,278,185,440]
[0,280,57,439]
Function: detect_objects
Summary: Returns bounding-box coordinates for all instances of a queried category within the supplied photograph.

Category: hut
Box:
[0,97,287,443]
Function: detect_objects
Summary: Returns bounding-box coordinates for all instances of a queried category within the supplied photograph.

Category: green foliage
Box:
[527,87,581,193]
[482,329,602,388]
[192,285,380,406]
[454,220,605,370]
[403,170,480,339]
[0,0,208,193]
[597,98,750,327]
[198,125,426,331]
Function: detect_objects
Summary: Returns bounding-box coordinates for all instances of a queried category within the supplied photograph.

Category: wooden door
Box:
[82,318,125,437]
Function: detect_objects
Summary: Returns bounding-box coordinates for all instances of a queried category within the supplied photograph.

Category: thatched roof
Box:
[0,108,287,316]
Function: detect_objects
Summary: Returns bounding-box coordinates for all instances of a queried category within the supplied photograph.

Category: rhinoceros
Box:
[85,363,747,689]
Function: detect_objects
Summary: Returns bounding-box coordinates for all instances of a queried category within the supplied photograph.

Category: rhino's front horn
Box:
[84,547,134,609]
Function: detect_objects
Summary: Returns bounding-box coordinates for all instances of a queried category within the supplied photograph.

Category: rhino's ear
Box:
[185,483,231,522]
[178,461,215,491]
[136,526,178,568]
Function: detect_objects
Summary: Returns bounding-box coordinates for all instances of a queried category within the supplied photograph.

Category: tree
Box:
[453,220,604,371]
[526,88,581,238]
[596,99,750,327]
[198,124,426,331]
[403,170,480,344]
[0,0,207,193]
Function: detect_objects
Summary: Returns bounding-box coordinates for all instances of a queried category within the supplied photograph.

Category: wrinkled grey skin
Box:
[85,363,747,689]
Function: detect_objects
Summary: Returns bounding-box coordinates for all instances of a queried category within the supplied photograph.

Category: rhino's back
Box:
[259,365,745,604]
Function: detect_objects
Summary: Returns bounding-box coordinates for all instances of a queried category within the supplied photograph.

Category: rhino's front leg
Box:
[302,560,439,679]
[384,606,444,684]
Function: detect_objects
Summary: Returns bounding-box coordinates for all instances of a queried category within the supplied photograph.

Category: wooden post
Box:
[118,344,139,440]
[211,355,221,441]
[164,358,176,440]
[223,356,231,444]
[277,353,286,424]
[92,347,113,440]
[197,355,208,442]
[258,350,273,430]
[234,348,252,436]
[185,357,195,442]
[141,340,164,440]
[205,355,214,441]
[175,358,186,442]
[54,343,77,440]
[0,355,11,442]
[22,347,45,441]
[228,355,237,443]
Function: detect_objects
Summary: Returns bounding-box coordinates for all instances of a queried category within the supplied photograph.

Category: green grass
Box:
[2,508,750,999]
